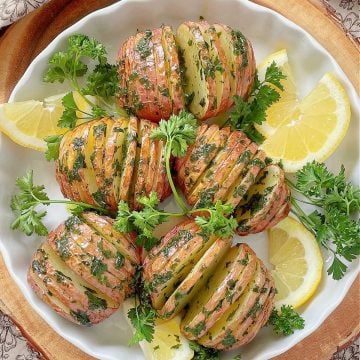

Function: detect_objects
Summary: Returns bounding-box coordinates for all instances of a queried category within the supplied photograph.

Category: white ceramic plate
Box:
[0,0,359,359]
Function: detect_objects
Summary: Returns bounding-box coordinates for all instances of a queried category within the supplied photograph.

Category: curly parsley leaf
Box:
[189,341,220,360]
[268,305,305,336]
[44,134,63,161]
[288,161,360,280]
[43,34,120,161]
[151,111,197,211]
[151,110,198,157]
[194,201,237,238]
[127,304,157,345]
[10,170,108,236]
[114,192,173,251]
[228,61,286,144]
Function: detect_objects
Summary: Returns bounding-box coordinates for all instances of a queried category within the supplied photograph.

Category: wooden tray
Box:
[0,0,359,359]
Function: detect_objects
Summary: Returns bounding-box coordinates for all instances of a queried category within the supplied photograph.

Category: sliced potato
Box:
[231,282,275,349]
[80,212,139,265]
[236,166,288,234]
[152,28,172,119]
[198,22,231,116]
[224,149,267,209]
[199,260,267,347]
[177,124,225,195]
[181,244,257,340]
[176,22,217,120]
[212,142,258,204]
[103,117,129,211]
[158,236,232,319]
[145,221,221,310]
[118,116,138,203]
[133,120,156,209]
[188,130,245,206]
[161,25,184,114]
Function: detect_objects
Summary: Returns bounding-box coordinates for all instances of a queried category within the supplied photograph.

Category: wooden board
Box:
[0,0,359,359]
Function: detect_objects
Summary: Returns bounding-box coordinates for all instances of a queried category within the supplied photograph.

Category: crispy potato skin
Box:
[143,221,276,350]
[56,117,171,211]
[116,23,256,122]
[28,214,139,326]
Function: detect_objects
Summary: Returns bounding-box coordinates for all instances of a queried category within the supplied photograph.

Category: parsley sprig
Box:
[189,341,221,359]
[288,162,360,279]
[227,62,286,144]
[268,305,305,336]
[114,111,238,251]
[127,267,157,345]
[43,34,123,160]
[10,170,109,236]
[151,110,198,212]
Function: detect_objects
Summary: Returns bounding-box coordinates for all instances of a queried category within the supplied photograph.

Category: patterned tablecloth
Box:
[0,0,359,359]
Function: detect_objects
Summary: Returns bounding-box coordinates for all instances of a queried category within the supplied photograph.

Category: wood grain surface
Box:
[0,0,359,359]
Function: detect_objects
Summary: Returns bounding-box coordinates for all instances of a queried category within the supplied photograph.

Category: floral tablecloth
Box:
[0,0,359,359]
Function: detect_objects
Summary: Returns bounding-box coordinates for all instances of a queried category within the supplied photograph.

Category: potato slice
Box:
[198,22,231,116]
[177,124,225,195]
[225,149,267,209]
[231,281,276,349]
[118,116,138,203]
[175,124,208,185]
[144,220,222,310]
[261,187,291,231]
[199,260,267,347]
[161,25,184,114]
[103,117,128,211]
[235,163,282,233]
[248,182,288,234]
[133,120,157,209]
[181,244,257,340]
[158,236,232,319]
[47,223,126,302]
[176,22,216,120]
[184,126,230,204]
[117,35,135,108]
[152,28,172,119]
[213,24,255,101]
[188,130,246,207]
[130,30,162,121]
[80,212,139,265]
[212,142,258,203]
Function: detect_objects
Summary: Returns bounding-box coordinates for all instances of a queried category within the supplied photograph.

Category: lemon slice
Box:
[256,49,351,173]
[123,299,194,360]
[268,216,323,309]
[0,92,97,152]
[0,97,65,151]
[256,49,298,138]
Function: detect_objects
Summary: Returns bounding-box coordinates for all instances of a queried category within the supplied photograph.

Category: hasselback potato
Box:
[56,116,171,211]
[175,123,290,234]
[117,26,184,121]
[143,219,275,350]
[117,22,255,122]
[28,212,139,326]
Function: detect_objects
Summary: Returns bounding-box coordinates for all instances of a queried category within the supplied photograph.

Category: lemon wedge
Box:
[268,216,323,309]
[122,299,194,360]
[256,49,298,138]
[0,92,97,152]
[256,50,351,173]
[0,97,65,151]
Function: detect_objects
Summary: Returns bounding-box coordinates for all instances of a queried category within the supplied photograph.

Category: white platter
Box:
[0,0,359,359]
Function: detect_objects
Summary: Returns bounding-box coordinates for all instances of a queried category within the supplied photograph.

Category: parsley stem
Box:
[165,140,189,213]
[28,196,109,215]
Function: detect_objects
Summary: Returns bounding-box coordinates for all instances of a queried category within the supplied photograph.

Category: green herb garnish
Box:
[288,161,360,280]
[267,305,305,336]
[228,61,286,144]
[10,170,109,236]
